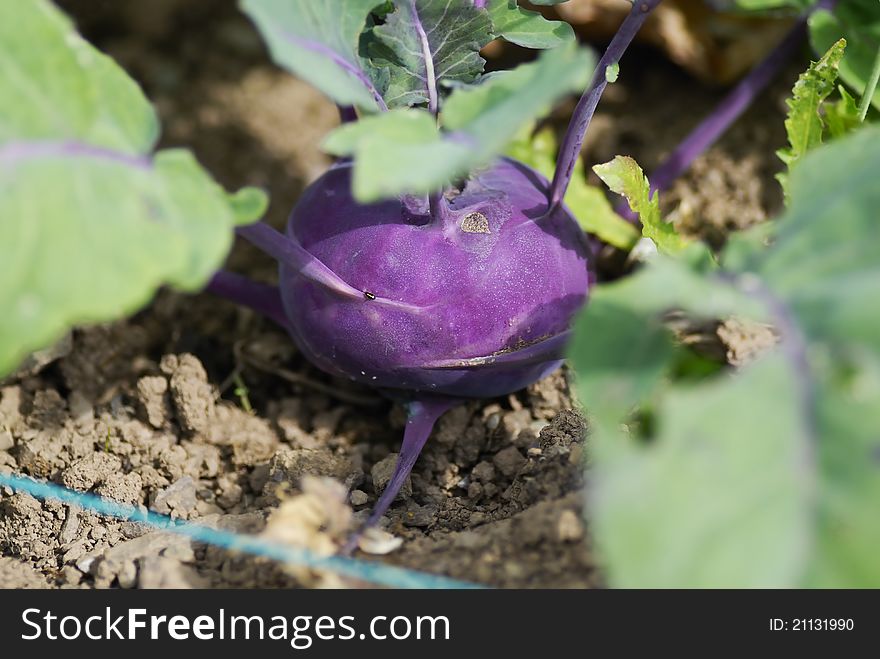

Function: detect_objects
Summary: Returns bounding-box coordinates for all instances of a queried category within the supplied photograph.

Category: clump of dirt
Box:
[1,1,793,588]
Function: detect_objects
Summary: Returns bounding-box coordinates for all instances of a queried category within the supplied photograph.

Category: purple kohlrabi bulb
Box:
[279,157,593,400]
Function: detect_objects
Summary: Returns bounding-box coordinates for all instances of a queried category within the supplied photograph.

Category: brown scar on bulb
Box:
[460,211,490,234]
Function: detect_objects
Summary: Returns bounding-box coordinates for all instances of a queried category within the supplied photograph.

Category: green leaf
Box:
[809,0,880,113]
[776,38,846,197]
[486,0,574,49]
[323,107,473,199]
[590,354,812,588]
[570,126,880,587]
[593,156,687,254]
[366,0,493,108]
[324,42,592,201]
[0,0,258,377]
[227,187,270,225]
[761,124,880,355]
[441,41,591,157]
[506,126,638,249]
[825,85,862,138]
[240,0,386,110]
[0,0,158,153]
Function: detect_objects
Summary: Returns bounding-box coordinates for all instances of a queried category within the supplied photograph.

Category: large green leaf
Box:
[366,0,493,108]
[571,127,880,587]
[0,0,262,377]
[486,0,574,49]
[240,0,386,110]
[590,355,811,588]
[324,42,593,200]
[761,124,880,354]
[0,0,158,152]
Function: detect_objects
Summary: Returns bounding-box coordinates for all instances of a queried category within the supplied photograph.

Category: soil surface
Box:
[1,1,797,588]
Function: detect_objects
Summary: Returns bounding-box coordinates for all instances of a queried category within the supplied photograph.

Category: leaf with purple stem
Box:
[239,0,389,111]
[365,0,493,110]
[323,43,592,200]
[570,127,880,587]
[0,0,265,377]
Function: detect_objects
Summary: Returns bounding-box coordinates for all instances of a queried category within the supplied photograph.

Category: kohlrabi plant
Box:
[2,0,879,583]
[222,0,670,548]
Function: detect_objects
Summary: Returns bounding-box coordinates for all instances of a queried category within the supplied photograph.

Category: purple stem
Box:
[474,0,486,9]
[618,0,836,222]
[237,222,364,301]
[237,222,428,312]
[429,189,452,224]
[341,397,461,555]
[548,0,664,211]
[204,270,289,329]
[338,106,358,124]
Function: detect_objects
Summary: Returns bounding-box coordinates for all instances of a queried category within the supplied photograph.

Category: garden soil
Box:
[0,0,793,588]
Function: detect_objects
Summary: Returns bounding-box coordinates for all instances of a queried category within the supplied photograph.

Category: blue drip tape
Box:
[0,472,482,590]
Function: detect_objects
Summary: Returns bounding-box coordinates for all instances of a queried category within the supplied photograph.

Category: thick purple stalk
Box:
[428,189,452,224]
[204,270,289,329]
[617,0,837,221]
[238,221,427,312]
[237,222,364,301]
[338,105,357,124]
[341,397,460,555]
[548,0,664,210]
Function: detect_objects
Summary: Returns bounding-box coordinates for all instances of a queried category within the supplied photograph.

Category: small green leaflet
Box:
[593,156,688,254]
[825,85,862,137]
[0,0,264,377]
[777,39,847,198]
[366,0,493,109]
[486,0,574,50]
[809,0,880,113]
[240,0,387,110]
[570,126,880,587]
[505,126,638,250]
[605,62,620,83]
[324,42,593,201]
